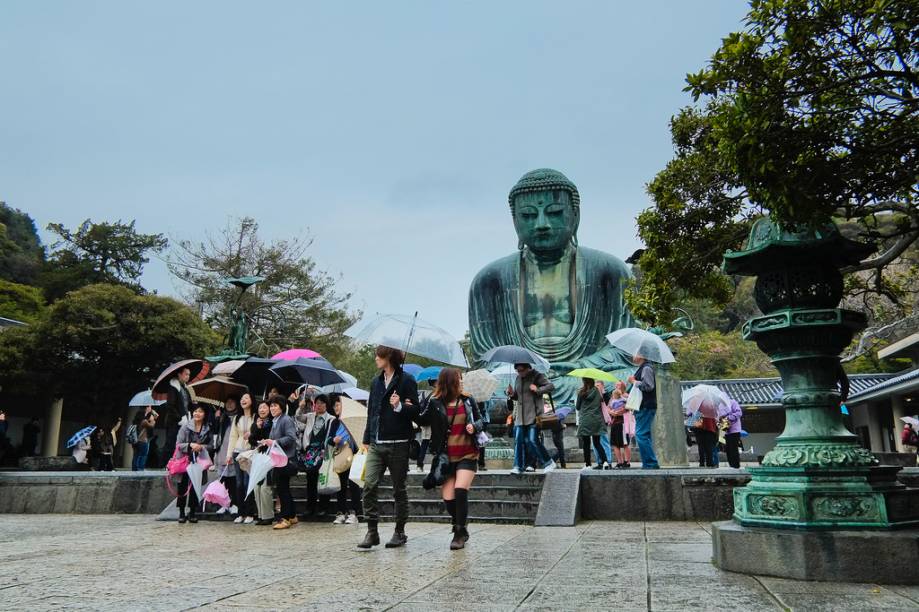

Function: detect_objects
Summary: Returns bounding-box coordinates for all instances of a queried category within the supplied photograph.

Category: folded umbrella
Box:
[66,426,96,449]
[605,328,675,364]
[566,368,619,383]
[152,359,210,401]
[246,450,274,498]
[345,312,468,368]
[481,345,550,372]
[185,460,206,502]
[462,369,500,402]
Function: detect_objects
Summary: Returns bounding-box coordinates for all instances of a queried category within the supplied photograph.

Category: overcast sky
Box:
[0,1,749,339]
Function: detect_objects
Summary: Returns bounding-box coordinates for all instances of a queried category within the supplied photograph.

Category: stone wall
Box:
[0,472,171,514]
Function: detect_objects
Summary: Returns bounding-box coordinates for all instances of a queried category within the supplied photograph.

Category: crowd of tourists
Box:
[162,346,487,550]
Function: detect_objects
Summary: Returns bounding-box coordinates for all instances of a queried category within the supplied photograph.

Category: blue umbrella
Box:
[129,390,166,407]
[416,366,442,382]
[66,426,97,449]
[403,364,424,377]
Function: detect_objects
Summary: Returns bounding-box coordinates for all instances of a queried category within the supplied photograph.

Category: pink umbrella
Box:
[271,348,322,361]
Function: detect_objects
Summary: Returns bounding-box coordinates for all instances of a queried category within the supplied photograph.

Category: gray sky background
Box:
[0,1,749,339]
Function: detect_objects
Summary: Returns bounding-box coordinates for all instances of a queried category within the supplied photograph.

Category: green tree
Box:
[0,279,45,323]
[168,217,358,361]
[629,0,919,325]
[0,284,220,425]
[0,202,45,285]
[42,219,167,301]
[670,330,776,381]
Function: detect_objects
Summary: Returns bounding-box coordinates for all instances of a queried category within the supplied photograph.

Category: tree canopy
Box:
[0,202,45,286]
[629,0,919,326]
[43,219,167,301]
[168,217,358,363]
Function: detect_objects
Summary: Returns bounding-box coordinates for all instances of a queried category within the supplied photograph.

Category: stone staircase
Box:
[192,471,546,525]
[376,472,544,524]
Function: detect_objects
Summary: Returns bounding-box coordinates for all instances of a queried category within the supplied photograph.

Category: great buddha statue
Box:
[468,168,635,406]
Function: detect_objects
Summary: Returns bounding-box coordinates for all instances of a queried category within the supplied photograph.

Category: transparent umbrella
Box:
[682,384,730,417]
[345,312,468,368]
[605,328,676,364]
[462,369,500,402]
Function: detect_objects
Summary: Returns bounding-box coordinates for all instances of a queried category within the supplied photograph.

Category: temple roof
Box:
[681,373,896,408]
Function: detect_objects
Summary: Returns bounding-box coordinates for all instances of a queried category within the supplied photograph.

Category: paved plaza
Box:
[1,516,917,611]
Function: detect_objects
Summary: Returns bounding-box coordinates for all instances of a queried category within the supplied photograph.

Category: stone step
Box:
[376,498,539,520]
[371,484,543,502]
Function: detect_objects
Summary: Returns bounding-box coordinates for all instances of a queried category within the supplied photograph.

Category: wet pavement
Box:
[0,515,916,611]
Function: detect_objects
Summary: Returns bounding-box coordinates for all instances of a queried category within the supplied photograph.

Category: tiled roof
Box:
[847,368,919,403]
[681,373,897,408]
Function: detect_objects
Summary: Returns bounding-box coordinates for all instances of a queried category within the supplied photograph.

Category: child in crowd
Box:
[609,385,633,469]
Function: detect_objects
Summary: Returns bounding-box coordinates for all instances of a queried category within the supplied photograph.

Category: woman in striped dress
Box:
[428,367,484,550]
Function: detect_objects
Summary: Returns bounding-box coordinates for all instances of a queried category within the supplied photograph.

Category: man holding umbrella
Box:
[358,346,421,550]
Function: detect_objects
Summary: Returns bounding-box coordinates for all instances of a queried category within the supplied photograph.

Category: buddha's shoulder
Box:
[470,253,519,287]
[578,246,631,278]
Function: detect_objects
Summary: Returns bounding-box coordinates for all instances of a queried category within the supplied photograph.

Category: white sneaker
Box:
[543,460,557,472]
[581,465,593,472]
[332,513,346,524]
[233,515,244,524]
[216,507,228,515]
[345,512,358,525]
[243,517,255,524]
[415,465,425,473]
[525,466,536,472]
[230,505,238,514]
[510,467,522,475]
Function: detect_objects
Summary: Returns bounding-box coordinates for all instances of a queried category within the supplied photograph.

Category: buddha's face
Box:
[513,190,578,254]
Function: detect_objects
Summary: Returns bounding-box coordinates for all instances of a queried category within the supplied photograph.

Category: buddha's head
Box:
[509,169,580,256]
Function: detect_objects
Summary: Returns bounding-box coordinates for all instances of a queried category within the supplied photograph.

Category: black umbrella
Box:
[228,357,278,392]
[269,357,347,388]
[480,345,550,372]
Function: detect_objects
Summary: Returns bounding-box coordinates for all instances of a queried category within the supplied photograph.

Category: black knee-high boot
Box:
[444,498,456,524]
[455,488,469,541]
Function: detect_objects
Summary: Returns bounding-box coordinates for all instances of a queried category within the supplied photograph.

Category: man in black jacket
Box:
[358,346,420,550]
[163,367,192,456]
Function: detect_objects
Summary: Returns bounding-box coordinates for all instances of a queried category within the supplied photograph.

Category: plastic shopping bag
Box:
[349,450,367,488]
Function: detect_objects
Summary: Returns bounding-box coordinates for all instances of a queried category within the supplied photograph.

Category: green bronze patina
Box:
[725,218,919,529]
[206,276,264,363]
[468,169,635,405]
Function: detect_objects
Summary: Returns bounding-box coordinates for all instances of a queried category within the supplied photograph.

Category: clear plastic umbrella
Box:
[320,370,359,393]
[462,369,500,402]
[345,312,468,368]
[341,387,369,401]
[185,461,206,501]
[605,328,676,364]
[246,451,273,498]
[128,390,166,407]
[682,384,730,417]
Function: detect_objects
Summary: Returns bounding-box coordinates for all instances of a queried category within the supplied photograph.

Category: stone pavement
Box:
[0,516,917,611]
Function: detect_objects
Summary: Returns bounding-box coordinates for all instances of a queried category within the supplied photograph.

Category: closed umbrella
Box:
[462,369,500,402]
[185,460,206,502]
[481,345,550,372]
[605,328,675,364]
[129,390,166,407]
[345,312,468,368]
[152,359,210,401]
[246,451,273,498]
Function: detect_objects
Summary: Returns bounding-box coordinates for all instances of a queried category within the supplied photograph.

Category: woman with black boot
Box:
[175,404,211,524]
[427,368,484,550]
